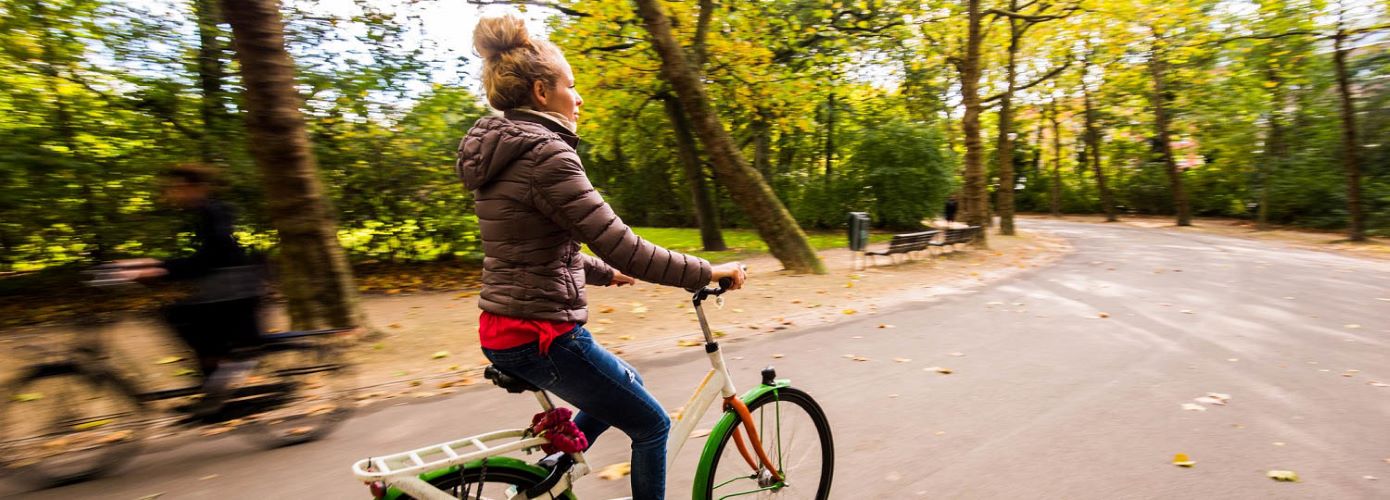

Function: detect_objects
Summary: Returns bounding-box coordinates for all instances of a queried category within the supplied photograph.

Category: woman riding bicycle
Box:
[458,15,746,500]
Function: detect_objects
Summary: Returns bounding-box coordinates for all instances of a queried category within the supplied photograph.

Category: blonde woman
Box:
[457,15,747,499]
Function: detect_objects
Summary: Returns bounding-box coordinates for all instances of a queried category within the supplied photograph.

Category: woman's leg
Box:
[483,328,668,500]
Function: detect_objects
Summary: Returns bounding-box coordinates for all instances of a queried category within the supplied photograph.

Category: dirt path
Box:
[0,230,1070,402]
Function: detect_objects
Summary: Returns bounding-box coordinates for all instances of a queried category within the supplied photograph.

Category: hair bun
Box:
[474,15,533,60]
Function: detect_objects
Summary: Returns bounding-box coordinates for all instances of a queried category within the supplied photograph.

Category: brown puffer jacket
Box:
[456,110,713,324]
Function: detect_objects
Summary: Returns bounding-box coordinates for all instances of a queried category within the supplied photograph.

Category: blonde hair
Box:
[473,15,568,111]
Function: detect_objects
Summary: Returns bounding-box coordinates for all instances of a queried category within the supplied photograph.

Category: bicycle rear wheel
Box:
[0,364,146,485]
[696,387,834,500]
[387,460,574,500]
[236,339,355,447]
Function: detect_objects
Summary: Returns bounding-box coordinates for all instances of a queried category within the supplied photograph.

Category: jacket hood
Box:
[456,115,572,190]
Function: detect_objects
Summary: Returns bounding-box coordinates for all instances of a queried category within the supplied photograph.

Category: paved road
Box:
[4,220,1389,499]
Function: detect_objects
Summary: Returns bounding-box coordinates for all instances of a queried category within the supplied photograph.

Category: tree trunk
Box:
[1259,64,1287,231]
[959,0,989,245]
[995,14,1021,236]
[663,94,727,252]
[753,110,772,179]
[194,0,227,164]
[1048,102,1062,217]
[221,0,362,328]
[1333,30,1365,241]
[1148,40,1191,226]
[634,0,824,273]
[823,93,835,187]
[1082,53,1116,222]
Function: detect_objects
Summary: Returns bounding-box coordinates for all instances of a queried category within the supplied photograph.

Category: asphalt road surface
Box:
[3,219,1388,499]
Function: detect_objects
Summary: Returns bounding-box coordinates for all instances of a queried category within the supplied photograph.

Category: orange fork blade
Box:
[725,396,784,483]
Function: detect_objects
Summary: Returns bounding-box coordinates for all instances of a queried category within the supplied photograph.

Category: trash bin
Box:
[847,212,870,252]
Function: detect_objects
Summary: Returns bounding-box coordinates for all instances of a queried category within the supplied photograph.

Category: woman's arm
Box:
[533,150,712,290]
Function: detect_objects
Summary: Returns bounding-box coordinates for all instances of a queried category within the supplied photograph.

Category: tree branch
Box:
[983,59,1072,104]
[582,43,637,54]
[464,0,587,18]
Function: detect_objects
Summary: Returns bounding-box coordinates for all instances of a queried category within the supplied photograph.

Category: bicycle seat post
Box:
[535,389,555,411]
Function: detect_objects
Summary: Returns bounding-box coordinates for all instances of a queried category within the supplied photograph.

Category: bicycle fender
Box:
[690,378,791,499]
[378,456,576,500]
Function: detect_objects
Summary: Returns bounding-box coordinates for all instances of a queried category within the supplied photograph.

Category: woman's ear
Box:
[531,80,548,107]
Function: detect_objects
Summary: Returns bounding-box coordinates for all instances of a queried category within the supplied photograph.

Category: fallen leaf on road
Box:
[431,351,450,359]
[597,318,615,324]
[893,357,912,363]
[598,462,631,480]
[388,323,401,329]
[878,323,895,329]
[1180,310,1194,314]
[1181,403,1207,412]
[173,368,197,377]
[630,305,648,314]
[12,393,42,402]
[1368,381,1389,387]
[598,306,615,313]
[1172,453,1196,467]
[926,367,953,374]
[1342,369,1359,377]
[842,309,857,315]
[732,308,744,313]
[1097,312,1110,318]
[772,353,784,359]
[154,356,183,365]
[619,335,635,341]
[843,354,870,362]
[1267,470,1299,482]
[1206,393,1231,403]
[1364,476,1378,481]
[676,339,701,347]
[1194,397,1224,406]
[691,429,711,439]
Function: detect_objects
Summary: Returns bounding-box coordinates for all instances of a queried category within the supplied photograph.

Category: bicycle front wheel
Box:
[0,364,146,485]
[696,387,834,500]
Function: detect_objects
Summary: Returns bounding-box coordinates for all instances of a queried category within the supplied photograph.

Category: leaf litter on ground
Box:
[1172,453,1196,467]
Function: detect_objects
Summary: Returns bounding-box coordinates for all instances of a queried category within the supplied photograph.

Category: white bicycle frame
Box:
[353,291,747,500]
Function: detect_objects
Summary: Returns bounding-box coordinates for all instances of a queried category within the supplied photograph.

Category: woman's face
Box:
[535,61,582,124]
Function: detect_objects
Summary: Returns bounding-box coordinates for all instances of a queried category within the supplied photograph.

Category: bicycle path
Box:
[4,219,1389,499]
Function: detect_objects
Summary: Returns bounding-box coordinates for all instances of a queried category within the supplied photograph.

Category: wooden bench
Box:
[865,230,939,266]
[928,226,980,254]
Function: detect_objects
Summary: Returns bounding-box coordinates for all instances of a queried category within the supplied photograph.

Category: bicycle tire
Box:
[238,340,355,448]
[695,387,834,500]
[389,460,575,500]
[0,364,147,486]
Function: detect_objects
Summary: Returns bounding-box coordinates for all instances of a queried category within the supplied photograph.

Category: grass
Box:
[608,227,894,263]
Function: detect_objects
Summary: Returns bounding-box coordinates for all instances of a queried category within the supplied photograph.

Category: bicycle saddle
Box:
[483,365,540,394]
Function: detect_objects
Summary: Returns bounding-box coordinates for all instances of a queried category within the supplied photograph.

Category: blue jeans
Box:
[482,326,669,500]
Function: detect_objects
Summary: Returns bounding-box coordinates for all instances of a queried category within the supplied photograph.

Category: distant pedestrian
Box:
[944,196,959,225]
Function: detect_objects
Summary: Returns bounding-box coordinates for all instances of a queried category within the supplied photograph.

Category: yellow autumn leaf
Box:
[1267,470,1299,482]
[597,462,631,480]
[1172,453,1196,467]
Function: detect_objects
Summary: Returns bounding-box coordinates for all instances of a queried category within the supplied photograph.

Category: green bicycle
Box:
[353,278,834,499]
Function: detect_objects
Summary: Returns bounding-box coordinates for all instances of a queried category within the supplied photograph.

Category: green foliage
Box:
[845,118,955,229]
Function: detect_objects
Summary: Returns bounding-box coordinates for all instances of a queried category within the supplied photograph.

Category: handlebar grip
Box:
[718,277,734,290]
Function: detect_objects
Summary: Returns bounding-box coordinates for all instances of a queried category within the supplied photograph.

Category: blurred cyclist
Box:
[113,163,264,410]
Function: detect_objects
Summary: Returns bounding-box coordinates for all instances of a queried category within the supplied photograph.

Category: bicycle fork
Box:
[692,294,783,484]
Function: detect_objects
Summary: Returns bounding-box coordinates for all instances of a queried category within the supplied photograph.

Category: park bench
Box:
[928,226,980,254]
[864,230,939,266]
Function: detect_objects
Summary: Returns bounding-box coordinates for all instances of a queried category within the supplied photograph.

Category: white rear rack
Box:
[352,428,547,481]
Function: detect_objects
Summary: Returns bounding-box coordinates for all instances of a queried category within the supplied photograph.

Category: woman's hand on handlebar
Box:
[710,262,747,291]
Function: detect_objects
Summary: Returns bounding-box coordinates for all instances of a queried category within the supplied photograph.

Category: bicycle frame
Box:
[353,283,783,500]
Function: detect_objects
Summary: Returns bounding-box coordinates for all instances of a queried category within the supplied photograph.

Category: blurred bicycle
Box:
[0,264,357,486]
